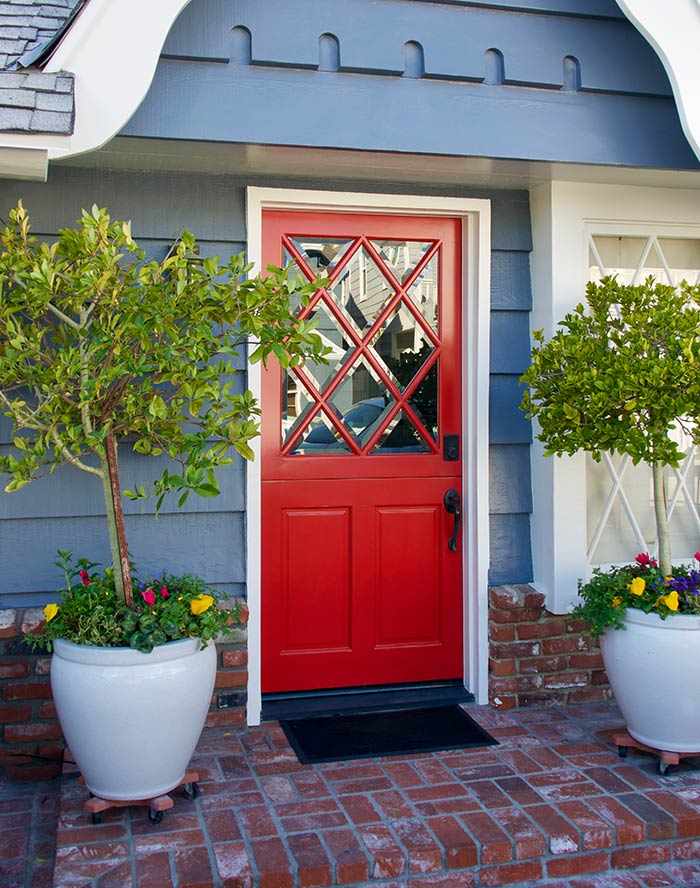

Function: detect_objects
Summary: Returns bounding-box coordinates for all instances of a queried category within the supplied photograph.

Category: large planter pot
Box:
[51,636,217,800]
[600,608,700,752]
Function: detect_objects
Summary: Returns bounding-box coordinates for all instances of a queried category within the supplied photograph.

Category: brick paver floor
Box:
[3,701,700,887]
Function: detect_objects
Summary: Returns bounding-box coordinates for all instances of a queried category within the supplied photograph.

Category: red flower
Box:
[160,586,170,599]
[141,587,156,606]
[79,569,91,586]
[694,552,700,562]
[635,553,651,566]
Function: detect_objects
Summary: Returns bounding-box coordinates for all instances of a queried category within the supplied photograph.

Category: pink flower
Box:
[160,586,170,599]
[141,587,156,606]
[79,569,91,586]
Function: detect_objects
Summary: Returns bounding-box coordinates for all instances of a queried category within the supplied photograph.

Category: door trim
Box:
[245,187,491,724]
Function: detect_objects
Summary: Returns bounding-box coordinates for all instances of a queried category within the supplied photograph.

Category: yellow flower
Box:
[612,597,622,607]
[660,590,679,611]
[44,603,59,623]
[628,577,646,596]
[190,594,214,616]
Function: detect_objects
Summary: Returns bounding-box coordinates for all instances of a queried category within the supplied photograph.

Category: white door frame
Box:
[245,187,491,723]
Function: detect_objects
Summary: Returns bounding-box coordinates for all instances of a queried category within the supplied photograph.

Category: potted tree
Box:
[521,274,700,764]
[0,202,325,812]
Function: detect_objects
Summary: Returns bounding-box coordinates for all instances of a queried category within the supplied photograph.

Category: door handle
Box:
[443,488,461,552]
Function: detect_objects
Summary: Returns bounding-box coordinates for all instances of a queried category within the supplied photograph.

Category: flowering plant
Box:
[572,552,700,637]
[29,552,240,654]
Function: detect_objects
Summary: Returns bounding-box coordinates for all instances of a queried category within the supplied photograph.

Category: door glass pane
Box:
[302,300,355,392]
[408,366,438,442]
[407,254,439,333]
[371,301,435,391]
[282,375,318,447]
[371,411,431,454]
[332,247,394,335]
[371,240,433,285]
[328,359,392,448]
[291,408,354,455]
[288,238,355,274]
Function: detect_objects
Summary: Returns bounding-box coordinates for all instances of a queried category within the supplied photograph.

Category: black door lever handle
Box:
[443,488,461,552]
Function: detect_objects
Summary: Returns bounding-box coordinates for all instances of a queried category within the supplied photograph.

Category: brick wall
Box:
[0,605,249,781]
[488,584,612,709]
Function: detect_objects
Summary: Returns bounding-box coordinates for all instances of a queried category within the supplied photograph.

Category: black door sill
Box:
[261,680,474,721]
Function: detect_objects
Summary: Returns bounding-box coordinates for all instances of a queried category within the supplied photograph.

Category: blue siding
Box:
[120,0,698,171]
[0,166,535,601]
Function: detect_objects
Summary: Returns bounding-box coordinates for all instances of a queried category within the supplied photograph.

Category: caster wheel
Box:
[658,761,670,776]
[617,746,628,759]
[148,808,165,824]
[91,812,102,825]
[183,782,200,801]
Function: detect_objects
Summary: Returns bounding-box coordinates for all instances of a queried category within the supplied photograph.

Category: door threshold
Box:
[261,680,474,721]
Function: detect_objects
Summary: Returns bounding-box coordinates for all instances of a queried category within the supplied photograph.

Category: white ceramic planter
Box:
[51,637,216,800]
[600,608,700,752]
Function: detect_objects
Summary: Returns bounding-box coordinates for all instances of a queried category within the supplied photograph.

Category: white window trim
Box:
[244,187,492,723]
[530,181,700,614]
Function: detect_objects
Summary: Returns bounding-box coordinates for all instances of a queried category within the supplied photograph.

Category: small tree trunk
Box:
[102,431,133,606]
[652,459,672,577]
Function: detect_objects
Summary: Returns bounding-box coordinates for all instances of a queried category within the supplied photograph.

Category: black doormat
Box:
[280,705,498,764]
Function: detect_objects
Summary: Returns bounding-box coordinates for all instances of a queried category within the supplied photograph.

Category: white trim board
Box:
[245,187,492,724]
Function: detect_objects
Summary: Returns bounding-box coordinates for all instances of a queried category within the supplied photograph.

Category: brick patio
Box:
[4,701,700,887]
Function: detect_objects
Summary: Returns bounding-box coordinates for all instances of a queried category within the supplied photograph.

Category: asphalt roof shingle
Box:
[0,0,81,135]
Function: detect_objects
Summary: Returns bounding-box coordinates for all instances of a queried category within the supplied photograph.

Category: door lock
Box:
[443,488,461,552]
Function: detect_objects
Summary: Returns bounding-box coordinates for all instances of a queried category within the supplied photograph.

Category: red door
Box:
[261,210,463,693]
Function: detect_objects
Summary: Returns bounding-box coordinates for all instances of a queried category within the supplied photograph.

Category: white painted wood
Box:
[245,187,492,721]
[617,0,700,162]
[0,0,193,170]
[529,181,700,614]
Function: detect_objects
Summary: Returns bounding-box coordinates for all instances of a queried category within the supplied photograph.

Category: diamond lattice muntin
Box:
[281,235,440,456]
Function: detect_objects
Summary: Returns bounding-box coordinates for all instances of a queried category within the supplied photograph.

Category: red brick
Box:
[489,659,516,677]
[0,703,31,724]
[569,652,605,669]
[519,656,567,675]
[567,688,611,704]
[2,681,51,701]
[0,611,18,639]
[491,807,546,859]
[407,875,475,888]
[215,670,248,688]
[489,625,516,642]
[322,828,369,884]
[542,636,590,655]
[34,658,52,676]
[172,847,215,888]
[357,824,406,878]
[250,837,293,888]
[213,841,254,888]
[517,692,567,708]
[526,804,579,854]
[4,722,62,743]
[489,586,544,610]
[611,844,671,869]
[426,815,478,869]
[288,832,332,888]
[495,776,543,807]
[205,709,246,728]
[19,609,45,636]
[478,861,543,886]
[37,701,57,719]
[556,800,614,850]
[240,805,277,838]
[0,663,29,679]
[489,695,516,711]
[587,796,644,845]
[1,761,61,781]
[221,649,248,667]
[674,839,700,859]
[546,852,609,878]
[130,855,175,888]
[340,794,381,825]
[489,607,546,625]
[463,811,513,864]
[617,792,676,840]
[393,818,442,874]
[517,620,567,639]
[490,675,543,694]
[649,790,700,837]
[490,641,542,659]
[543,672,589,690]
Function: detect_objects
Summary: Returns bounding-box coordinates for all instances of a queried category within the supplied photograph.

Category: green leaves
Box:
[521,276,700,468]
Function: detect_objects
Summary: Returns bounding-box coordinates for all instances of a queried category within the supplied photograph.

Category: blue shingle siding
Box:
[122,0,698,170]
[0,166,536,600]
